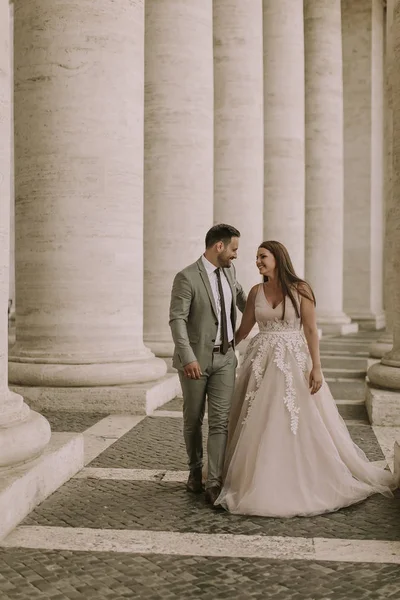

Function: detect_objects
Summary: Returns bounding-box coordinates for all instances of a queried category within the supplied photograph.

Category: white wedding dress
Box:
[215,284,396,517]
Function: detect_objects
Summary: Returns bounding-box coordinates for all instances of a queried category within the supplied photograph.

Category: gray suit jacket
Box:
[169,257,247,371]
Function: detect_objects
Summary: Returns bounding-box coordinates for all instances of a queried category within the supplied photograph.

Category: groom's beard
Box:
[218,258,231,268]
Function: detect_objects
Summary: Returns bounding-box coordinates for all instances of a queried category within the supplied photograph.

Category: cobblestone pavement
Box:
[0,550,399,600]
[39,411,107,433]
[1,330,400,599]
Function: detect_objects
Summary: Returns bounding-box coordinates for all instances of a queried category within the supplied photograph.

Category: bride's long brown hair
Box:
[259,241,316,319]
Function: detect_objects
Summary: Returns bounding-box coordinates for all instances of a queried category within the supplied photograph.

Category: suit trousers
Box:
[179,347,237,489]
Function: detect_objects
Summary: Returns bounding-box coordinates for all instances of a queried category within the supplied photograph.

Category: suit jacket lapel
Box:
[197,258,218,319]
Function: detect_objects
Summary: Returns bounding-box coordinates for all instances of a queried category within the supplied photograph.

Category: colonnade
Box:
[1,0,398,471]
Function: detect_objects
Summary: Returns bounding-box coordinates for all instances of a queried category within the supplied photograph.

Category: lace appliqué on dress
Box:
[242,319,308,434]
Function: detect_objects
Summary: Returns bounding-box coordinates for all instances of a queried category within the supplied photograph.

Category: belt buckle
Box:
[213,345,221,354]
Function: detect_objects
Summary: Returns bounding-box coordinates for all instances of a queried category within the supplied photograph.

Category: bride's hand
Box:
[309,366,323,395]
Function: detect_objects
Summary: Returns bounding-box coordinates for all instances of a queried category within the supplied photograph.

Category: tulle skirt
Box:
[216,330,396,518]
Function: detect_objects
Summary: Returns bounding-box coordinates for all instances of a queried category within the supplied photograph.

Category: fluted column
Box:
[8,0,15,324]
[370,0,395,358]
[367,0,400,424]
[342,0,386,330]
[304,0,357,334]
[9,0,167,394]
[0,0,50,467]
[263,0,305,276]
[213,0,264,293]
[143,0,213,358]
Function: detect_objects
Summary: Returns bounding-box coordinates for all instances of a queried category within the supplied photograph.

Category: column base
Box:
[369,333,393,359]
[365,382,400,426]
[368,361,400,390]
[144,339,174,358]
[0,408,51,468]
[347,310,386,331]
[8,354,168,387]
[367,357,381,370]
[10,373,181,415]
[317,321,359,335]
[0,432,84,540]
[144,340,176,373]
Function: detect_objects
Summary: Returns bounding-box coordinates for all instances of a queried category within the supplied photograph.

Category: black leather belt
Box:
[213,341,234,353]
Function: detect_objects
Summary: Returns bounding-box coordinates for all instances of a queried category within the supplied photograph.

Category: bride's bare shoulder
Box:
[250,283,262,295]
[247,283,261,303]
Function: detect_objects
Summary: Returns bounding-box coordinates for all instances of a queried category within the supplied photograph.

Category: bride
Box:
[215,241,396,517]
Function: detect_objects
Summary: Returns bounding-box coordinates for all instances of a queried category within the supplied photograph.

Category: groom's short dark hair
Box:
[205,224,241,248]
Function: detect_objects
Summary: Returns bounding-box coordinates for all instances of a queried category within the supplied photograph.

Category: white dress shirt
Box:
[201,255,234,345]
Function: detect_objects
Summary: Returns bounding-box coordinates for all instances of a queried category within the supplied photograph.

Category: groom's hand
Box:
[183,361,202,380]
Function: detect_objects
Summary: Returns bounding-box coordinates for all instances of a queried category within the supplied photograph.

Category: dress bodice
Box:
[254,283,302,332]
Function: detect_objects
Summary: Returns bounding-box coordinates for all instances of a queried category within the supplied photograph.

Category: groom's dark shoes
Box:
[205,486,221,507]
[186,468,204,494]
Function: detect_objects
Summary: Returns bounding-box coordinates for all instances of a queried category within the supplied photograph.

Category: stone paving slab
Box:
[0,549,399,600]
[89,416,382,471]
[38,411,108,433]
[22,479,400,541]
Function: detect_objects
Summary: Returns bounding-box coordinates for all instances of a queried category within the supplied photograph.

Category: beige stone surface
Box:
[8,2,15,317]
[9,0,166,387]
[370,0,395,356]
[366,384,400,425]
[10,373,180,414]
[0,0,50,468]
[383,0,395,334]
[143,0,214,357]
[213,0,264,293]
[368,0,400,395]
[0,0,11,405]
[263,0,305,276]
[4,526,400,564]
[369,331,393,358]
[304,0,355,333]
[342,0,385,329]
[0,432,84,541]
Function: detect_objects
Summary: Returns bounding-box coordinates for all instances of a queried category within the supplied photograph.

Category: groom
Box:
[169,224,247,505]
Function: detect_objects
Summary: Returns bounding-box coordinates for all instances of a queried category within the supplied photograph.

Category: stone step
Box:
[320,344,369,356]
[336,402,369,422]
[326,380,366,400]
[323,368,365,380]
[321,355,367,370]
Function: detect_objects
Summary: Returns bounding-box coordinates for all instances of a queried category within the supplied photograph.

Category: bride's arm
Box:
[235,285,258,345]
[298,284,323,395]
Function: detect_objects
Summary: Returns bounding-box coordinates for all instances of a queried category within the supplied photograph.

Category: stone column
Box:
[8,1,15,326]
[143,0,213,359]
[213,0,264,293]
[0,0,50,467]
[370,0,395,358]
[9,0,169,410]
[304,0,357,335]
[367,0,400,426]
[342,0,386,330]
[263,0,305,277]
